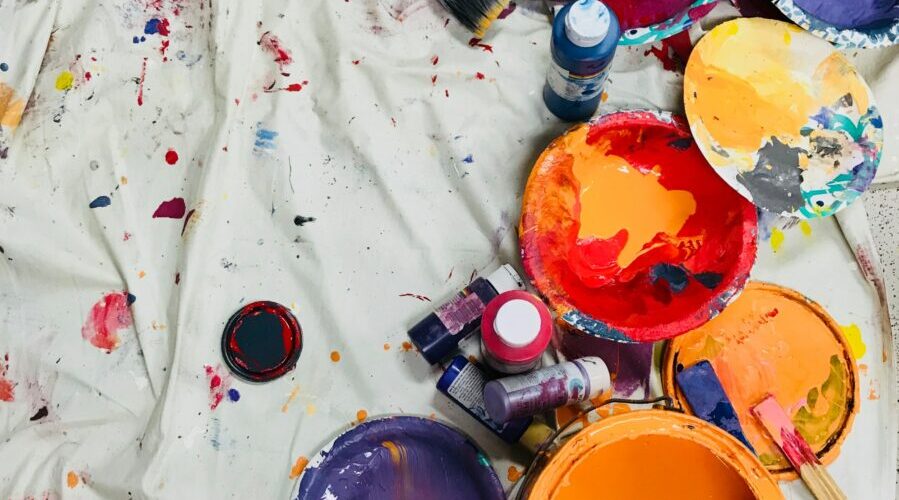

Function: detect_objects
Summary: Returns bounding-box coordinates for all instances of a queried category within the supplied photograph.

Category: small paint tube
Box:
[484,357,610,423]
[480,290,553,374]
[437,355,551,451]
[409,265,524,365]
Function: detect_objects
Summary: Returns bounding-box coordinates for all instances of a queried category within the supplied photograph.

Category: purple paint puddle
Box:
[556,331,652,397]
[296,416,503,500]
[153,197,186,219]
[793,0,898,29]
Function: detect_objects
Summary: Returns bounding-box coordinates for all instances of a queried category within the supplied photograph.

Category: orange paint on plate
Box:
[663,282,858,478]
[528,411,781,500]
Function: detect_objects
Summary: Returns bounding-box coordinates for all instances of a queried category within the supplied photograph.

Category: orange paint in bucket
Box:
[527,410,782,499]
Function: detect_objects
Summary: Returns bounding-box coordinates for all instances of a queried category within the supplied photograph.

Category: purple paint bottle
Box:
[437,356,552,451]
[409,265,524,365]
[483,357,610,423]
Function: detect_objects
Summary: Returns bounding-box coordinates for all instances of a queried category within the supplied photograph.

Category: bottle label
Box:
[446,361,505,433]
[500,362,588,416]
[546,59,610,102]
[434,292,486,335]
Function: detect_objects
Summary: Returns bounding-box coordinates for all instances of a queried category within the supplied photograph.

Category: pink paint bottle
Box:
[480,290,553,374]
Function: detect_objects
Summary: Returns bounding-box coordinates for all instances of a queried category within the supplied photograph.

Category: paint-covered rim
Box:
[527,410,782,499]
[221,301,302,383]
[618,0,717,46]
[520,109,758,343]
[773,0,899,48]
[291,415,505,500]
[661,281,860,479]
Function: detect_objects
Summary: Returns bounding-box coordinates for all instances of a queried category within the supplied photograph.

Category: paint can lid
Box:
[564,0,612,48]
[222,301,302,382]
[485,264,525,294]
[574,356,611,398]
[482,291,553,365]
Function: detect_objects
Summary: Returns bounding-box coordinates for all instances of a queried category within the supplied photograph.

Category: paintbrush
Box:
[751,395,847,500]
[439,0,511,38]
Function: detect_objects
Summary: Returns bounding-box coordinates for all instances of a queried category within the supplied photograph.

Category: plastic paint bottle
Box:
[543,0,621,122]
[480,290,553,374]
[483,357,611,423]
[437,355,553,451]
[408,265,524,365]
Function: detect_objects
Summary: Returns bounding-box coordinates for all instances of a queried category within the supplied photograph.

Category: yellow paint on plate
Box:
[840,323,866,359]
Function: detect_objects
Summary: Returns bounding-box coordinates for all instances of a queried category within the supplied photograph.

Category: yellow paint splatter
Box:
[305,403,317,415]
[55,71,75,91]
[356,409,368,422]
[799,220,812,237]
[840,323,866,359]
[600,91,609,103]
[281,385,300,413]
[289,456,309,479]
[330,350,341,362]
[770,228,785,252]
[120,176,128,185]
[507,466,523,483]
[66,471,79,488]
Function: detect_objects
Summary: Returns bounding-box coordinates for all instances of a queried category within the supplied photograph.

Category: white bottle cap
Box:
[485,264,525,294]
[576,356,612,398]
[564,0,612,48]
[493,299,542,348]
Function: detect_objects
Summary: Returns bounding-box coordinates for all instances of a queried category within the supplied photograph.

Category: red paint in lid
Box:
[481,291,552,367]
[222,301,302,382]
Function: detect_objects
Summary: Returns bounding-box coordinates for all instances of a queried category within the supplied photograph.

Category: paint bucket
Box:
[522,410,783,499]
[292,415,505,500]
[221,301,302,382]
[520,110,758,343]
[662,282,859,479]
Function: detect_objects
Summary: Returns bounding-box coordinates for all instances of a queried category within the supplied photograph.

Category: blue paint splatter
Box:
[144,19,161,35]
[126,293,137,305]
[650,263,689,293]
[89,195,111,208]
[0,63,8,72]
[254,125,278,153]
[462,154,474,164]
[227,388,240,402]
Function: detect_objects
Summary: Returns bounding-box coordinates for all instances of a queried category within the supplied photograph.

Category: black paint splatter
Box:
[668,137,693,151]
[293,215,316,226]
[738,137,804,214]
[29,406,49,421]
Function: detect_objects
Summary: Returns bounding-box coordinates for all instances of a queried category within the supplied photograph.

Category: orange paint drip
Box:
[356,409,368,422]
[383,343,390,351]
[289,456,309,479]
[66,471,79,488]
[507,465,523,483]
[330,350,341,362]
[400,341,413,352]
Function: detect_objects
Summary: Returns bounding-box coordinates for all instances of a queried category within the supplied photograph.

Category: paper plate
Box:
[773,0,899,49]
[292,416,504,500]
[519,110,757,343]
[685,18,884,219]
[662,282,859,479]
[613,0,718,45]
[525,410,783,500]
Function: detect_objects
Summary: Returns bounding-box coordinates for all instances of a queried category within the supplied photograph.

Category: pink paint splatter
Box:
[153,197,186,219]
[137,57,148,106]
[123,231,132,241]
[258,31,293,75]
[0,353,15,402]
[204,364,232,410]
[81,292,134,353]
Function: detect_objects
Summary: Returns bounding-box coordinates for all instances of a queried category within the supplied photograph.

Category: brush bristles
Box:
[440,0,511,37]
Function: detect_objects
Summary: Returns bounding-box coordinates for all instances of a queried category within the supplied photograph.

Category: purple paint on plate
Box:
[295,416,504,500]
[793,0,899,29]
[554,327,652,397]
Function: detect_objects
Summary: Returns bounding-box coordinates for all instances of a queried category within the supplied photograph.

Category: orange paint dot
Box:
[289,456,309,479]
[508,465,523,483]
[383,343,390,351]
[400,341,413,352]
[357,409,368,422]
[66,471,79,488]
[330,350,341,362]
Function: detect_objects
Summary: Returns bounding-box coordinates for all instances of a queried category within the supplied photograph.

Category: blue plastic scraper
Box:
[676,360,755,453]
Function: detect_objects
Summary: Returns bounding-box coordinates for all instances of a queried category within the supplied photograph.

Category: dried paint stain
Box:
[81,291,135,352]
[0,353,14,402]
[204,364,234,410]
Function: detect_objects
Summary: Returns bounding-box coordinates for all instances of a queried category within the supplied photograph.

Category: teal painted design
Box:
[619,0,717,46]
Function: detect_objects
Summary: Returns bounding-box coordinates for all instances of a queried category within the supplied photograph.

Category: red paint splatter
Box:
[160,39,170,61]
[175,272,181,284]
[766,308,779,318]
[0,353,15,402]
[603,0,691,29]
[258,31,293,74]
[123,232,132,241]
[152,197,187,219]
[137,57,147,106]
[263,80,309,93]
[181,209,196,235]
[431,55,439,65]
[475,72,485,80]
[352,59,361,65]
[399,293,431,302]
[468,38,494,53]
[234,98,240,105]
[146,0,163,11]
[204,365,232,410]
[390,117,397,127]
[165,149,179,165]
[643,32,693,72]
[444,18,450,28]
[431,75,437,85]
[157,18,171,36]
[285,82,305,92]
[444,89,449,98]
[81,292,134,353]
[84,72,92,81]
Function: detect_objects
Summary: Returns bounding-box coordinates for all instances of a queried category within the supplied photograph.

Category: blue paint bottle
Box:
[543,0,620,122]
